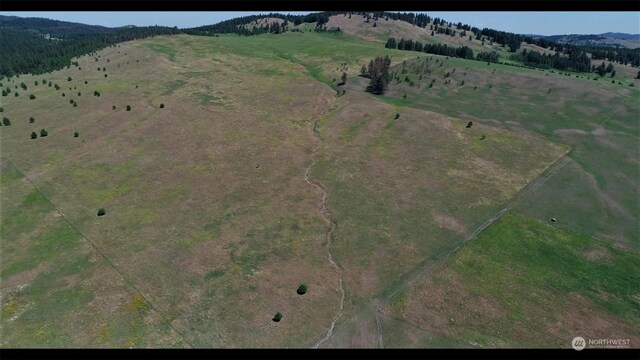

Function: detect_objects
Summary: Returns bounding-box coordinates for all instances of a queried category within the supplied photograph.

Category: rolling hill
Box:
[1,12,638,349]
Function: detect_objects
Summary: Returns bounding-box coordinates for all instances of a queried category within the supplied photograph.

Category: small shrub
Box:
[62,93,66,97]
[480,134,486,140]
[85,81,88,84]
[2,117,10,126]
[0,107,3,112]
[296,284,308,295]
[112,105,116,110]
[94,90,100,97]
[67,76,72,81]
[159,103,165,108]
[29,94,36,100]
[29,117,35,123]
[31,131,37,139]
[466,121,473,128]
[73,102,78,107]
[70,99,75,104]
[40,128,48,137]
[78,92,81,96]
[394,113,400,119]
[14,92,18,97]
[126,105,131,111]
[97,208,106,216]
[104,74,108,78]
[74,131,79,137]
[272,312,283,322]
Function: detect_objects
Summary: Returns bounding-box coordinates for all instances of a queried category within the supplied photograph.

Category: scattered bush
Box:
[94,91,101,97]
[394,113,400,119]
[14,92,18,97]
[74,131,79,137]
[85,81,88,84]
[62,93,66,97]
[67,76,72,81]
[31,131,37,139]
[29,117,35,123]
[73,102,78,107]
[104,74,108,78]
[2,117,10,126]
[112,105,116,110]
[126,105,131,111]
[296,284,308,295]
[29,94,36,100]
[97,208,106,216]
[0,107,3,112]
[159,103,165,108]
[480,134,486,140]
[272,312,283,322]
[78,92,81,96]
[466,121,473,128]
[40,128,48,137]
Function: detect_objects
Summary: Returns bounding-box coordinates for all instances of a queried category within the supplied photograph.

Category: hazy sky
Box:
[1,12,638,36]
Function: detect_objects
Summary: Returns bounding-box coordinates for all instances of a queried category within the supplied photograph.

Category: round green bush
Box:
[297,284,308,295]
[272,312,283,322]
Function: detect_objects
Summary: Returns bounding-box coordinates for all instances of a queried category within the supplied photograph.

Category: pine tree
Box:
[365,56,392,95]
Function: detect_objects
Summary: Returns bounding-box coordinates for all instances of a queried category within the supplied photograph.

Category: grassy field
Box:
[0,158,182,347]
[380,55,640,248]
[381,213,640,348]
[0,22,637,348]
[1,33,347,347]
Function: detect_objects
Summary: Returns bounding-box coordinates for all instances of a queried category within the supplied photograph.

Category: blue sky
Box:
[1,12,638,36]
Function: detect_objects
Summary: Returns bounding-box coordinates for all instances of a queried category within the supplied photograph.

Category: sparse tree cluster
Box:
[363,56,392,95]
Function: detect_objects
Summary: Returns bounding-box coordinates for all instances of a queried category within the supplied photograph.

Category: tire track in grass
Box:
[3,157,195,348]
[372,151,572,347]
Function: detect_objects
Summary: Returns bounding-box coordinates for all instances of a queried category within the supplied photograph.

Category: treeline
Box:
[0,26,182,77]
[185,12,338,36]
[581,45,640,67]
[385,37,475,60]
[385,36,593,72]
[509,48,592,72]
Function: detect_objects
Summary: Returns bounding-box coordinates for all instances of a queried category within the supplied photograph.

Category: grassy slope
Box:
[381,55,640,248]
[0,23,637,348]
[0,33,345,347]
[0,159,182,348]
[383,213,640,348]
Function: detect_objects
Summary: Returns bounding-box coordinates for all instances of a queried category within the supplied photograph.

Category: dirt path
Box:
[302,99,346,349]
[372,151,572,346]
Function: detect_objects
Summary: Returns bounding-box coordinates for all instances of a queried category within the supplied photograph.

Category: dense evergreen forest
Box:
[0,25,181,77]
[1,12,638,78]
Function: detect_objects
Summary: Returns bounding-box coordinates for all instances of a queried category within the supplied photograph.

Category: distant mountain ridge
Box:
[0,15,114,37]
[525,32,640,49]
